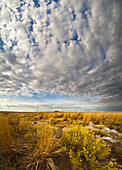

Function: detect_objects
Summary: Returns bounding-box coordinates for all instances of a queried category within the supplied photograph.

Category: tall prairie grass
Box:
[0,114,14,151]
[9,111,122,123]
[26,125,62,169]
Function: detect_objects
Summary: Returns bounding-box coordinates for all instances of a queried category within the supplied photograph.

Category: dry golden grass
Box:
[26,125,62,170]
[0,114,14,151]
[0,111,122,169]
[8,111,122,128]
[83,112,92,125]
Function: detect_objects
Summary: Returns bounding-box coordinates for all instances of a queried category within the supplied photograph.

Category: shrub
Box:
[91,129,108,137]
[107,122,115,129]
[71,114,78,120]
[61,125,119,170]
[39,115,43,119]
[57,113,64,118]
[32,116,39,121]
[119,135,122,142]
[49,118,56,125]
[116,146,122,155]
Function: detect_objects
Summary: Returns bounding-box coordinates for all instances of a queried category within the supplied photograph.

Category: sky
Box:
[0,0,122,112]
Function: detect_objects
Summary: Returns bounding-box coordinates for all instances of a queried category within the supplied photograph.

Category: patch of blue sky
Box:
[0,91,72,105]
[86,61,96,72]
[2,94,19,100]
[16,8,22,21]
[45,0,60,6]
[47,8,51,14]
[63,41,70,48]
[20,0,25,4]
[71,31,78,42]
[79,3,91,29]
[100,47,107,60]
[0,37,5,52]
[28,19,34,32]
[16,1,26,21]
[81,3,88,19]
[9,40,18,51]
[33,0,59,7]
[78,95,99,103]
[37,91,71,102]
[0,94,41,104]
[93,96,99,100]
[56,40,61,52]
[45,0,52,6]
[33,0,40,8]
[53,0,59,3]
[71,10,76,21]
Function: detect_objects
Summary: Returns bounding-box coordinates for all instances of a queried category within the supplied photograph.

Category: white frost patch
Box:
[102,136,116,143]
[102,127,112,133]
[87,122,121,143]
[110,129,119,134]
[87,122,94,129]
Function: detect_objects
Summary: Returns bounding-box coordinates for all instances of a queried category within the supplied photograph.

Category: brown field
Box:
[0,111,122,169]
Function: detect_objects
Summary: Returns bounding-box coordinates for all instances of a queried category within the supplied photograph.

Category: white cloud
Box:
[0,0,122,106]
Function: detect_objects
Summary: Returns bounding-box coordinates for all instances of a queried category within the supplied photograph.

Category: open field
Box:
[0,112,122,169]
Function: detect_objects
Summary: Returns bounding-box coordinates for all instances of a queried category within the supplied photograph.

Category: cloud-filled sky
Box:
[0,0,122,111]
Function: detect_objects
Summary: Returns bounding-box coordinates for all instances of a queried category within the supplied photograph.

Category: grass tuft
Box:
[0,114,14,151]
[26,125,62,169]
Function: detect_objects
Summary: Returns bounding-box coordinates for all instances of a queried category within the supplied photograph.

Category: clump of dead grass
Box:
[26,125,63,170]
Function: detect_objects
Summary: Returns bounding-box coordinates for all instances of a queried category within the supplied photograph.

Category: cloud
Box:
[0,98,85,112]
[0,98,121,112]
[0,0,122,106]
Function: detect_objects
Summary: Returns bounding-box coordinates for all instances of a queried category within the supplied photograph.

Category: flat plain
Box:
[0,112,122,169]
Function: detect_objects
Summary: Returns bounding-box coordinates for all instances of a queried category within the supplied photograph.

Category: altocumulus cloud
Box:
[0,0,122,107]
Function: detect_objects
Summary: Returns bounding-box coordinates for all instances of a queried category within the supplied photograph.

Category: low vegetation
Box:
[26,125,62,169]
[61,125,120,170]
[0,111,122,169]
